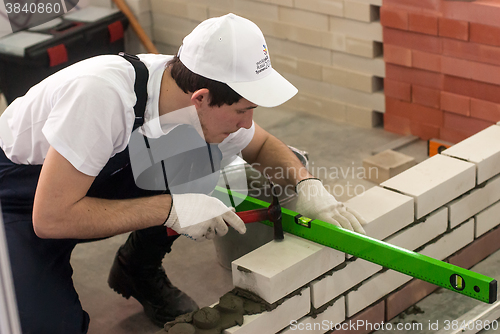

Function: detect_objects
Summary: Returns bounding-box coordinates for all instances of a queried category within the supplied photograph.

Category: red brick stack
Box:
[381,0,500,142]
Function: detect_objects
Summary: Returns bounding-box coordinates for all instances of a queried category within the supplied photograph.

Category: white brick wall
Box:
[442,125,500,184]
[310,259,381,309]
[345,186,414,241]
[224,287,311,334]
[346,269,412,317]
[475,201,500,238]
[232,234,344,304]
[382,154,476,219]
[281,296,345,334]
[447,174,500,229]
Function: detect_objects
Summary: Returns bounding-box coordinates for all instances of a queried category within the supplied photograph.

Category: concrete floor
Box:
[2,97,500,333]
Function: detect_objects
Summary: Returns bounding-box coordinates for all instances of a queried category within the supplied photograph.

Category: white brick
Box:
[153,27,185,47]
[346,37,382,58]
[150,0,207,21]
[151,12,199,32]
[266,36,332,65]
[386,207,447,251]
[447,174,500,228]
[233,0,279,20]
[232,234,344,304]
[345,0,382,6]
[281,297,345,333]
[320,31,346,52]
[283,73,385,112]
[346,105,382,128]
[345,186,414,241]
[476,201,500,237]
[224,287,310,334]
[297,93,347,122]
[442,125,500,184]
[329,17,383,42]
[125,0,151,15]
[344,1,378,22]
[323,66,379,93]
[331,53,385,78]
[346,270,412,317]
[420,218,474,260]
[381,154,476,219]
[311,259,381,308]
[279,7,329,31]
[254,0,293,6]
[294,0,344,17]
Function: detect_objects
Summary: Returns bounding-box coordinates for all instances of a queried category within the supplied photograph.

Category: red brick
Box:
[410,103,443,127]
[442,1,500,30]
[440,127,471,143]
[386,279,439,321]
[380,6,408,30]
[384,0,441,12]
[383,27,442,54]
[412,85,440,109]
[443,112,493,134]
[441,56,473,79]
[470,22,500,47]
[386,63,444,89]
[438,18,469,41]
[442,39,500,68]
[410,122,440,140]
[412,50,441,73]
[440,91,470,116]
[470,61,500,86]
[385,97,412,118]
[331,300,385,334]
[384,79,411,102]
[409,12,438,35]
[384,44,412,67]
[471,98,500,123]
[384,113,412,136]
[448,226,500,270]
[443,75,500,104]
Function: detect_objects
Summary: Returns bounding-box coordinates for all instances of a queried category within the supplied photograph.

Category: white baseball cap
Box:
[178,13,298,108]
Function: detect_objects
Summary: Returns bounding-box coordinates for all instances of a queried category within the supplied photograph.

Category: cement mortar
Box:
[159,289,279,333]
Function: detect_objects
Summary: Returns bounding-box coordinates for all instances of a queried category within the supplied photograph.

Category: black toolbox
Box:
[0,6,129,104]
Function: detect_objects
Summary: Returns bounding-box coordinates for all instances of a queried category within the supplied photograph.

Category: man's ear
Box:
[191,88,210,109]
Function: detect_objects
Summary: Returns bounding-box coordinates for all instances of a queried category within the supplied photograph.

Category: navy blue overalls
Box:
[0,54,194,333]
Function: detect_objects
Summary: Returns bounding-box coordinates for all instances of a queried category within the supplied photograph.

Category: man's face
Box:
[197,98,257,143]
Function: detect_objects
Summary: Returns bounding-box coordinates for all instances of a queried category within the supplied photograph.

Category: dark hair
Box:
[167,56,243,107]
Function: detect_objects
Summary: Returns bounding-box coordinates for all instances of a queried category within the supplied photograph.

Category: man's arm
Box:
[241,123,313,187]
[32,146,172,239]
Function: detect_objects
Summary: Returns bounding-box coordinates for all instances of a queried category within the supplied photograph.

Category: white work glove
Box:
[164,193,246,241]
[295,179,366,234]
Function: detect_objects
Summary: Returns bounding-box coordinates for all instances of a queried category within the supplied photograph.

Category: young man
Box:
[0,13,365,333]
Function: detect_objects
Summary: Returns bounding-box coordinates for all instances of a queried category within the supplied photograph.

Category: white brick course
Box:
[294,0,344,17]
[345,186,414,241]
[475,201,500,238]
[346,270,412,317]
[331,53,385,77]
[344,1,378,22]
[232,233,344,304]
[224,287,311,334]
[442,125,500,184]
[447,174,500,228]
[420,218,475,260]
[310,259,381,308]
[381,154,476,219]
[281,296,345,333]
[279,7,329,31]
[385,207,448,251]
[329,16,383,42]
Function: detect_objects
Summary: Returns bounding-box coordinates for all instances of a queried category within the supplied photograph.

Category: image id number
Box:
[444,319,499,331]
[5,2,61,14]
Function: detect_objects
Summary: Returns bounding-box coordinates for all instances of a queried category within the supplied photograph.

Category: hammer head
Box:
[267,182,284,241]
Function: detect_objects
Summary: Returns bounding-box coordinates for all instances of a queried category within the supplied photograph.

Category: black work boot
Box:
[108,230,198,327]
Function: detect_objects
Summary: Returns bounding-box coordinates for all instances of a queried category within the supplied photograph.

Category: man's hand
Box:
[165,194,246,241]
[295,179,366,234]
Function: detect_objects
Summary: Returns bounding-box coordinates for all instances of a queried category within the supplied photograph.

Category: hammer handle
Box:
[166,208,270,236]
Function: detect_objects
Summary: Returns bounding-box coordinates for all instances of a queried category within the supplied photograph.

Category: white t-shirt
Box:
[0,54,255,176]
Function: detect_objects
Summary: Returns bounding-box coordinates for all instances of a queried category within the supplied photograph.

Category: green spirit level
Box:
[214,187,497,304]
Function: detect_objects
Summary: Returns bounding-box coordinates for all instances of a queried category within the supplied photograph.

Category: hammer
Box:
[166,183,284,240]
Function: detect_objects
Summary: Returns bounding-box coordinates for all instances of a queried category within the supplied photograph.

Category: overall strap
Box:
[119,52,149,129]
